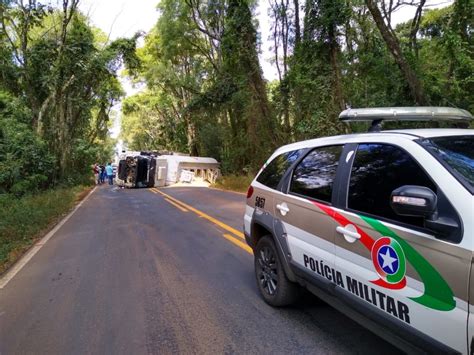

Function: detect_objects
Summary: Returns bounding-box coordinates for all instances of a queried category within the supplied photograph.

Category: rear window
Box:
[257,150,303,189]
[420,136,474,193]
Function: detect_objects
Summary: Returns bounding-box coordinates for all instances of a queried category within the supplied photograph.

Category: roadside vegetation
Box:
[0,1,138,271]
[212,174,254,193]
[0,185,90,273]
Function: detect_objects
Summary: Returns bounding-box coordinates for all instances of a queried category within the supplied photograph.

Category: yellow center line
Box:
[149,188,252,255]
[223,234,253,255]
[165,198,189,212]
[150,188,245,240]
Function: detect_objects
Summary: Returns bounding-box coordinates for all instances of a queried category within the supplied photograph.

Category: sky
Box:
[79,0,158,42]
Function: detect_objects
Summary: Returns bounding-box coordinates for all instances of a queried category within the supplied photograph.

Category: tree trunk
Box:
[271,0,291,137]
[57,91,68,177]
[329,40,345,112]
[281,79,291,135]
[186,116,199,156]
[293,0,301,46]
[409,0,426,57]
[223,0,278,171]
[365,0,428,105]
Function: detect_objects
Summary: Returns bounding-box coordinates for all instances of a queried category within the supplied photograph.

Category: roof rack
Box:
[339,107,473,132]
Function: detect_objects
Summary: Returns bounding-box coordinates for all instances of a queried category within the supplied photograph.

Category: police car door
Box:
[274,145,345,289]
[331,141,470,353]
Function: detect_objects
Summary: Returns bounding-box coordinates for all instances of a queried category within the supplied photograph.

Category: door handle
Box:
[336,226,361,241]
[276,203,289,216]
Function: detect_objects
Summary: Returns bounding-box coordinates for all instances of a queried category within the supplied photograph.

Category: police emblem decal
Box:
[371,237,406,284]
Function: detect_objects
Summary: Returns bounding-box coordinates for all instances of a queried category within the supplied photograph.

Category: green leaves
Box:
[0,91,54,195]
[0,2,140,187]
[121,0,472,175]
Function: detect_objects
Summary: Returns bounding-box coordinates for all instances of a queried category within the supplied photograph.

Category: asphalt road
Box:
[0,185,401,354]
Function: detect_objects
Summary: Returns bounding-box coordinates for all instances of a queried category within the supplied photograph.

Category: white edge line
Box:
[0,186,97,289]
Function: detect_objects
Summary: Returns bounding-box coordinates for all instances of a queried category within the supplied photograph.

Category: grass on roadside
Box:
[0,185,91,274]
[211,174,254,193]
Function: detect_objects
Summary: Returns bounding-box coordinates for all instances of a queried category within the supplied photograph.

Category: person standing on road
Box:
[97,165,102,184]
[100,164,106,184]
[105,162,114,185]
[93,163,100,185]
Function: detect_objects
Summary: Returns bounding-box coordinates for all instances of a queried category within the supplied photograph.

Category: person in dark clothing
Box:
[100,165,106,184]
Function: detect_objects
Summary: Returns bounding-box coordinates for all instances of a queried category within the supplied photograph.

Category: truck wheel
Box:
[254,235,299,306]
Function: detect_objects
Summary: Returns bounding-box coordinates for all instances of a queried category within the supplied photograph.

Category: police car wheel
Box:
[254,235,299,307]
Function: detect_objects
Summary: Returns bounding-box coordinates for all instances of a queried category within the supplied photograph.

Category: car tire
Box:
[254,235,299,307]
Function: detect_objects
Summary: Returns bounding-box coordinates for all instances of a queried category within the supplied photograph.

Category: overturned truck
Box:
[116,152,157,188]
[116,151,220,188]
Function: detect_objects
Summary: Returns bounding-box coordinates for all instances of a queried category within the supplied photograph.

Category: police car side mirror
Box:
[390,185,437,218]
[391,185,460,240]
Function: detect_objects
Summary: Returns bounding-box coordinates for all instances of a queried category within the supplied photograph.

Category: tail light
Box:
[246,185,254,199]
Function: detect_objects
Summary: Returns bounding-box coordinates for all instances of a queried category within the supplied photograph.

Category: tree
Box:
[365,0,428,105]
[269,0,292,135]
[220,0,277,170]
[126,0,277,172]
[0,0,139,183]
[123,0,470,176]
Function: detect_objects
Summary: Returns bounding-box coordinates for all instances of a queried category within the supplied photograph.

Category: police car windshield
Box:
[421,136,474,192]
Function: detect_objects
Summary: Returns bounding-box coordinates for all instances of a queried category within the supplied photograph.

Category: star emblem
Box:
[379,247,397,273]
[371,237,405,283]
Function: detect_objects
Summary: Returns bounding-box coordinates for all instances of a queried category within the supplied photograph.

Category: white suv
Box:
[244,107,473,354]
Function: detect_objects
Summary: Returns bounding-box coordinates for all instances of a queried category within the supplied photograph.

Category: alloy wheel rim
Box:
[257,246,278,296]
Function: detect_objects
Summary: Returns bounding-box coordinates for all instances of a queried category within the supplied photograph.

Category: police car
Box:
[243,107,474,353]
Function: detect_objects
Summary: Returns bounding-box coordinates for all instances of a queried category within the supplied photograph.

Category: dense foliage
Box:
[0,0,139,194]
[0,91,54,194]
[122,0,472,174]
[1,0,472,183]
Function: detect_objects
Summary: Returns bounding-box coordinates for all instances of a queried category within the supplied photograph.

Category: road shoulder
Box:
[0,186,96,288]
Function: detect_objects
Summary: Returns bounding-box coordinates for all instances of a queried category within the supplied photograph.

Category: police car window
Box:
[290,145,343,203]
[348,144,436,227]
[257,150,303,189]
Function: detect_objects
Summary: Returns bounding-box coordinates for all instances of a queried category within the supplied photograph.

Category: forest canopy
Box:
[0,0,472,193]
[0,0,139,194]
[121,0,473,174]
